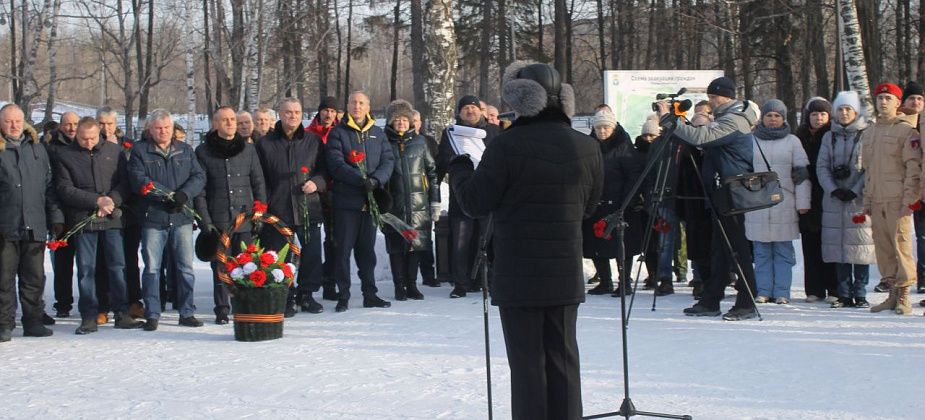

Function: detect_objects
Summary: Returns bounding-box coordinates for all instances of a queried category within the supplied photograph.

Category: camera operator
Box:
[655,76,759,321]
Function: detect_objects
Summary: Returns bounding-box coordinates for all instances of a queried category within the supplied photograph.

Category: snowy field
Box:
[0,235,922,420]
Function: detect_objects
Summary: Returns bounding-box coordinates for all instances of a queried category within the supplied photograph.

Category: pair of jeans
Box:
[140,224,196,319]
[656,207,679,280]
[752,241,796,299]
[836,263,870,299]
[75,230,129,319]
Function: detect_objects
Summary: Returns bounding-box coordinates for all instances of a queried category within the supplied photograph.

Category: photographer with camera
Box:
[655,76,759,321]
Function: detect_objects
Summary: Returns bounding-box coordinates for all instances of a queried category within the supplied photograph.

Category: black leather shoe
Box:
[143,318,158,331]
[363,295,391,308]
[179,316,204,327]
[301,296,324,314]
[854,298,870,308]
[722,307,758,321]
[683,304,721,317]
[23,324,53,337]
[449,286,468,298]
[335,299,349,312]
[215,313,230,325]
[75,319,98,335]
[42,313,56,326]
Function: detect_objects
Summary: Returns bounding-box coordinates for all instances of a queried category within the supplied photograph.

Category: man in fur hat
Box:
[0,104,63,342]
[449,61,603,419]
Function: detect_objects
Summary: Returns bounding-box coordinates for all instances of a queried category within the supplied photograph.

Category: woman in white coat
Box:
[745,100,811,304]
[816,91,875,308]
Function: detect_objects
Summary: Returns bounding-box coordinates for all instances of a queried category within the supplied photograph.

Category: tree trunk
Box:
[18,0,51,120]
[9,0,18,105]
[920,0,925,81]
[537,0,544,60]
[497,0,509,94]
[806,0,829,99]
[565,0,574,81]
[854,0,880,92]
[203,0,214,117]
[184,0,197,130]
[344,0,353,102]
[423,0,457,137]
[316,0,331,100]
[837,0,873,118]
[775,12,797,129]
[738,2,752,99]
[478,1,492,99]
[596,0,606,70]
[553,0,567,76]
[410,0,427,110]
[390,0,401,101]
[42,0,62,125]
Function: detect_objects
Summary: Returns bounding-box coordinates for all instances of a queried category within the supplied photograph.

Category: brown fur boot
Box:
[871,287,898,313]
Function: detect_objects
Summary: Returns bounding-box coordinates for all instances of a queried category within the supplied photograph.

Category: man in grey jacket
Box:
[655,76,759,321]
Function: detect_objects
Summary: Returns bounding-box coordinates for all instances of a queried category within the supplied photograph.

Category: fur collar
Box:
[0,124,39,152]
[205,130,246,158]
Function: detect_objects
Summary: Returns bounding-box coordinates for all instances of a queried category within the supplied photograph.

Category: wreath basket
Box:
[215,209,301,342]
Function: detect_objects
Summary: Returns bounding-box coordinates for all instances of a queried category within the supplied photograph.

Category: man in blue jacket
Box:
[326,91,395,312]
[128,109,206,331]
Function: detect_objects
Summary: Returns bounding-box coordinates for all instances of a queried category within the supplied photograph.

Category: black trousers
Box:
[417,221,437,281]
[591,255,634,284]
[0,240,47,330]
[389,251,421,287]
[122,224,143,304]
[499,304,582,420]
[94,240,111,312]
[450,216,482,290]
[699,213,756,310]
[800,230,838,298]
[332,210,379,300]
[322,205,337,291]
[52,241,76,312]
[210,230,253,316]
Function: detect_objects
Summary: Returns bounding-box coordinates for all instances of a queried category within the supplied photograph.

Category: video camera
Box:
[651,88,693,116]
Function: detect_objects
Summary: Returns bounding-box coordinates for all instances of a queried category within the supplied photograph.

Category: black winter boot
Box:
[284,295,298,318]
[610,281,634,297]
[405,280,424,300]
[114,312,145,329]
[23,324,53,337]
[301,295,324,314]
[143,318,158,331]
[587,273,600,284]
[363,295,392,308]
[75,318,98,335]
[450,286,468,298]
[42,313,56,326]
[656,278,675,296]
[322,285,338,301]
[0,329,11,342]
[643,277,657,290]
[335,298,349,312]
[588,278,614,295]
[393,283,408,301]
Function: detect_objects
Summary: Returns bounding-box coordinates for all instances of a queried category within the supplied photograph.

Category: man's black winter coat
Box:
[255,122,327,227]
[54,140,129,231]
[0,128,63,240]
[449,108,603,308]
[194,131,267,231]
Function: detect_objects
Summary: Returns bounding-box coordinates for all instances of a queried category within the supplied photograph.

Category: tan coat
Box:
[861,113,921,207]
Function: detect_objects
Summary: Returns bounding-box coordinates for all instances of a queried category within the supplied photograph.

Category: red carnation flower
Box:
[300,166,310,174]
[235,252,253,265]
[249,270,267,287]
[46,240,68,251]
[259,252,276,267]
[253,200,268,214]
[654,218,671,233]
[909,201,922,211]
[401,229,418,242]
[122,141,133,149]
[348,150,365,164]
[852,214,867,224]
[224,261,238,273]
[140,182,155,196]
[245,243,258,254]
[593,219,607,238]
[281,264,294,279]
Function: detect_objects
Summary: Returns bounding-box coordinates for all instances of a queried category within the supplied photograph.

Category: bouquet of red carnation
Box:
[299,166,311,240]
[379,212,419,244]
[46,212,102,250]
[140,181,202,221]
[593,219,613,240]
[224,240,295,288]
[851,213,867,225]
[653,218,672,233]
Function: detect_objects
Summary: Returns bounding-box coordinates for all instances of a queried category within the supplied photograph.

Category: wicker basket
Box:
[231,286,288,342]
[214,209,301,342]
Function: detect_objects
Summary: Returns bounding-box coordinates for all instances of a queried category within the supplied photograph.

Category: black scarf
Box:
[205,130,246,158]
[753,122,792,141]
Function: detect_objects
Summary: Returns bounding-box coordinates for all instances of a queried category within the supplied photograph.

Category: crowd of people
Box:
[585,77,925,321]
[2,75,924,344]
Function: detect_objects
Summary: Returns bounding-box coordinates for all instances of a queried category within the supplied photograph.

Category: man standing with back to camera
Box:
[656,76,760,321]
[449,61,603,420]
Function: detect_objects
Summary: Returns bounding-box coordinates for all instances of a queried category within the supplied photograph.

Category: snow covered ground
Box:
[0,236,922,420]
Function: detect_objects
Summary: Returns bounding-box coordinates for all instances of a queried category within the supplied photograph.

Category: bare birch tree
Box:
[837,0,873,118]
[423,0,457,137]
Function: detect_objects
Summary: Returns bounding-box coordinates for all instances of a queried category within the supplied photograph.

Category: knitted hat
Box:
[592,110,617,128]
[641,115,661,136]
[874,83,903,100]
[318,96,339,112]
[707,77,736,99]
[761,99,788,118]
[804,97,832,115]
[832,91,861,114]
[457,95,481,113]
[386,99,415,125]
[903,81,924,102]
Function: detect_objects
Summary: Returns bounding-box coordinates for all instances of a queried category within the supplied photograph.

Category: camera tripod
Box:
[584,112,763,420]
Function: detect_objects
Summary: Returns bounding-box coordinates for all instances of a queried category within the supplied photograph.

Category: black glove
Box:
[51,223,65,237]
[839,189,857,202]
[364,177,379,192]
[172,191,188,206]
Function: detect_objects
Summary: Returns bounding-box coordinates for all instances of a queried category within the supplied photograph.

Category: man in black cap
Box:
[436,95,501,298]
[307,96,341,301]
[901,81,925,294]
[656,75,760,321]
